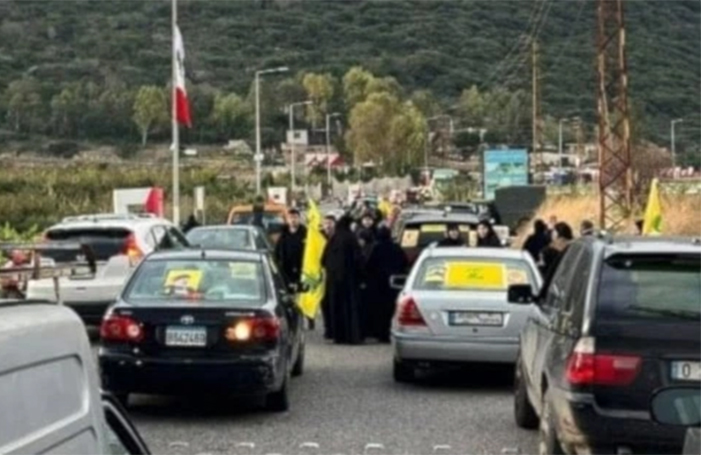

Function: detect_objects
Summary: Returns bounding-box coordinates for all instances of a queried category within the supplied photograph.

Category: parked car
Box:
[511,235,700,454]
[0,301,149,454]
[186,225,273,252]
[391,246,541,383]
[26,213,189,325]
[396,213,481,268]
[99,248,305,412]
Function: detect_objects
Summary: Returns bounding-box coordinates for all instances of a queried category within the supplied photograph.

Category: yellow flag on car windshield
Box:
[298,199,327,319]
[642,178,662,236]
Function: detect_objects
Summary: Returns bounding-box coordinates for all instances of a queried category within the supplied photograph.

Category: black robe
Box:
[321,216,364,345]
[363,228,408,341]
[274,224,307,286]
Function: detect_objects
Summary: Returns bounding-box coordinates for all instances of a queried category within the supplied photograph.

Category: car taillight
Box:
[396,296,426,326]
[565,337,641,386]
[225,316,280,343]
[100,315,144,343]
[122,233,143,265]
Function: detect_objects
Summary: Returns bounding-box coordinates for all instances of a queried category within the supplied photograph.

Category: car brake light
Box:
[225,316,280,342]
[100,315,143,343]
[565,337,642,386]
[396,296,426,326]
[122,233,143,265]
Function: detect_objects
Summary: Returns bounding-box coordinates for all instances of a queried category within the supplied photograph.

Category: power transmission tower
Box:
[596,0,632,230]
[531,39,543,182]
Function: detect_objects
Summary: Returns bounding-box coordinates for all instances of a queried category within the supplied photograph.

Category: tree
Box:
[410,89,441,118]
[388,101,427,174]
[210,92,252,141]
[458,85,487,127]
[342,66,375,108]
[132,86,168,146]
[51,82,87,138]
[5,77,43,133]
[302,72,335,127]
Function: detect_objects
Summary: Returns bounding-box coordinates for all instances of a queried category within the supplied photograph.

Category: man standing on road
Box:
[275,209,309,323]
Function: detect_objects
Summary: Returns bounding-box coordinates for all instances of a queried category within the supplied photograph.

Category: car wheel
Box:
[393,358,415,383]
[539,389,565,455]
[265,378,290,412]
[514,356,539,429]
[292,343,305,377]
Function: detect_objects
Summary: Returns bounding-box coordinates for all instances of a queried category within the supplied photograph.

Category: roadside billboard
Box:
[483,149,529,200]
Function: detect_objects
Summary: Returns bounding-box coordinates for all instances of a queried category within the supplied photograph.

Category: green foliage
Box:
[0,222,41,242]
[133,86,168,146]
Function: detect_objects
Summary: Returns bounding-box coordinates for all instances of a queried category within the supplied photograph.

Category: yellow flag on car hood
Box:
[642,178,662,236]
[298,199,327,319]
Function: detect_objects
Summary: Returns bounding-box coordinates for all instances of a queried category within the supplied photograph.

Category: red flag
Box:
[174,26,192,128]
[144,187,164,217]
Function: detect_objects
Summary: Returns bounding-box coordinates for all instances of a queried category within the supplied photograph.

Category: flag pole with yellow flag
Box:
[642,178,662,236]
[298,199,327,319]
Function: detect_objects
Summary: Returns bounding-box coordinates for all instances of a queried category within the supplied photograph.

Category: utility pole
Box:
[597,0,632,231]
[671,118,683,170]
[254,67,289,195]
[287,100,311,191]
[325,112,341,188]
[531,39,543,183]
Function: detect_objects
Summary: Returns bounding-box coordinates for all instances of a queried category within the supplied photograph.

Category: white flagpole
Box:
[171,0,180,226]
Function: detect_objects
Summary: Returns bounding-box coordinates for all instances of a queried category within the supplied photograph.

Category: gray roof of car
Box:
[404,213,481,224]
[189,225,261,233]
[425,246,530,260]
[593,235,701,256]
[146,248,264,262]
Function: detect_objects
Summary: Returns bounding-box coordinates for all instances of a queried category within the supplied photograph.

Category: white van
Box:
[0,302,150,454]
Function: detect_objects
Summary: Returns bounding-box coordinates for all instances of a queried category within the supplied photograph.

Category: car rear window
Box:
[124,259,266,306]
[401,223,474,248]
[44,228,131,262]
[230,212,285,233]
[186,228,251,250]
[597,254,701,321]
[413,257,536,291]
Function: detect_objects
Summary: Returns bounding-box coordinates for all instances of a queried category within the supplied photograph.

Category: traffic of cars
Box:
[0,202,699,455]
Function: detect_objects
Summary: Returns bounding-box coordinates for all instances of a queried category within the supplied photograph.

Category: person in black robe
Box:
[540,222,574,277]
[182,214,200,233]
[320,215,336,339]
[321,215,364,345]
[357,228,376,339]
[476,220,502,247]
[437,223,465,247]
[364,226,408,342]
[522,219,550,262]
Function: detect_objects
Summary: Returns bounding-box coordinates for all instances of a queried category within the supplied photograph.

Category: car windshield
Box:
[597,254,701,321]
[401,223,475,249]
[186,228,252,250]
[124,258,267,305]
[413,257,535,292]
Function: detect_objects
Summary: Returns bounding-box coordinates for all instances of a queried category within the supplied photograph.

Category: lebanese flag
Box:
[174,26,192,128]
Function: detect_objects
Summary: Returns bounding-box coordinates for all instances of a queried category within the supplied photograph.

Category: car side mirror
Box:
[650,386,701,426]
[390,275,407,290]
[507,284,535,305]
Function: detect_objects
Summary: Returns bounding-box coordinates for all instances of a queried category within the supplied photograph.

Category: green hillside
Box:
[0,0,698,157]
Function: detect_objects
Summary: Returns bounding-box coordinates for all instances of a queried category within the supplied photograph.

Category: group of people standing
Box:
[436,220,503,247]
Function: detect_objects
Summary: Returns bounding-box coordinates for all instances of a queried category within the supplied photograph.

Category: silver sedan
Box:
[391,246,542,383]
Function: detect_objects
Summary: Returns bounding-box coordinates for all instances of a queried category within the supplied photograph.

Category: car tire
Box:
[539,389,566,455]
[514,357,539,429]
[265,378,290,412]
[292,343,305,377]
[393,358,414,383]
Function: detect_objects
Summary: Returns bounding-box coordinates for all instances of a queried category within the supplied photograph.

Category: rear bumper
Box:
[549,386,686,454]
[392,332,518,364]
[99,351,283,396]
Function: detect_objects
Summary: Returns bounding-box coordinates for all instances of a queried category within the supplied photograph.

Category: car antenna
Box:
[200,248,206,259]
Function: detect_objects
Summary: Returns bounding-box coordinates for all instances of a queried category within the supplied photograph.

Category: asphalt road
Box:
[110,328,538,455]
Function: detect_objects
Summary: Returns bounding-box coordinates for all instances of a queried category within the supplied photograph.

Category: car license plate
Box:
[450,311,503,326]
[165,326,207,347]
[671,361,701,381]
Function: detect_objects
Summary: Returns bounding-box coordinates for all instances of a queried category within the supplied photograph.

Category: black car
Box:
[509,235,701,454]
[98,249,305,412]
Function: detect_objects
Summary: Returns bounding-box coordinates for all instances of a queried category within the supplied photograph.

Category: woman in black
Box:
[476,220,502,247]
[523,219,550,262]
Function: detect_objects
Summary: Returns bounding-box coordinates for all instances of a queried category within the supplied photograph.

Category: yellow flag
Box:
[378,200,392,218]
[642,178,662,236]
[298,199,327,319]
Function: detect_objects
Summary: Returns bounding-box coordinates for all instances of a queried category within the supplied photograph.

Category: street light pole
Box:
[325,112,341,187]
[254,66,289,196]
[288,100,311,190]
[558,118,564,180]
[671,118,683,170]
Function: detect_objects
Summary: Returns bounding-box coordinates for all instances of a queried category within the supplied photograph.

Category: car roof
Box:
[404,214,481,224]
[48,213,172,231]
[146,248,265,262]
[587,235,701,256]
[423,246,530,260]
[189,225,259,232]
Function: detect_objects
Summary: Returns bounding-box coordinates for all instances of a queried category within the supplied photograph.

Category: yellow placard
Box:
[229,262,257,279]
[424,265,446,282]
[401,230,419,248]
[164,270,203,294]
[420,224,446,233]
[445,262,506,289]
[507,269,528,285]
[459,225,471,233]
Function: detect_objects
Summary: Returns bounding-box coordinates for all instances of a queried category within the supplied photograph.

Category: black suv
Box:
[508,235,701,454]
